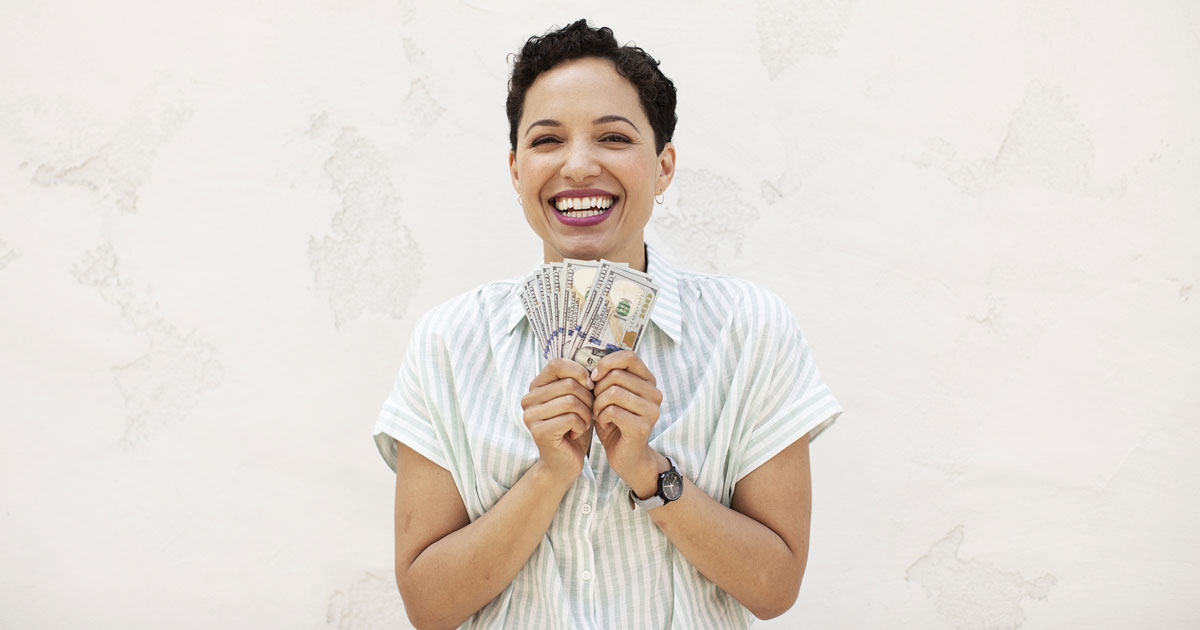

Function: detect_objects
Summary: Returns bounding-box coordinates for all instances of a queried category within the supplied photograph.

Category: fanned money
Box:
[521,259,658,369]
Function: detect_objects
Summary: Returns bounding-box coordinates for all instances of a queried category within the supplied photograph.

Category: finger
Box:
[524,394,593,431]
[593,384,660,425]
[521,377,595,410]
[550,412,589,442]
[594,417,619,443]
[529,413,588,443]
[564,413,590,441]
[530,358,594,392]
[593,368,662,405]
[590,350,655,385]
[595,405,649,442]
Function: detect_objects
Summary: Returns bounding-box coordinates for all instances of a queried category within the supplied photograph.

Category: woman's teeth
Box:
[559,208,606,217]
[555,196,614,215]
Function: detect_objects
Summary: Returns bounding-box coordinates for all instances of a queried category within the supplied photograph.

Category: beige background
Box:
[2,1,1198,628]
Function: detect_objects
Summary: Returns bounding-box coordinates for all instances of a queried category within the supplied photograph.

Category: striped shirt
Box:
[374,245,842,629]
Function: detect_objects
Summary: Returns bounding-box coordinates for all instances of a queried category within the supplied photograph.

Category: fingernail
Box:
[590,369,599,381]
[586,379,594,390]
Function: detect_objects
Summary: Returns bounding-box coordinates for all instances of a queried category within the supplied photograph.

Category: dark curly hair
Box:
[506,19,677,155]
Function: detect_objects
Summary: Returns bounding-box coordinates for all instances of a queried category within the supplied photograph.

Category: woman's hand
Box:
[520,358,596,480]
[591,351,666,493]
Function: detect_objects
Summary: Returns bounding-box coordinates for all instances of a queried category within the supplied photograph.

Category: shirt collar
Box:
[644,244,683,343]
[502,244,683,344]
[501,272,533,337]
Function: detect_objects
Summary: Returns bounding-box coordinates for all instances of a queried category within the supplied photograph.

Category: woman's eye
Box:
[531,136,561,147]
[601,134,631,143]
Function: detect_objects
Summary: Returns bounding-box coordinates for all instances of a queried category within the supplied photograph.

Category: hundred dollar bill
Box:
[571,263,658,371]
[520,275,551,359]
[536,265,554,356]
[560,259,600,358]
[547,263,564,358]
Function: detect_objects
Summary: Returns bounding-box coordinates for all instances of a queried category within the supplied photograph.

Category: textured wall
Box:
[2,1,1198,628]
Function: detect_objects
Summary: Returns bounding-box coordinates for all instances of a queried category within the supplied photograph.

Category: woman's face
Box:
[510,56,675,269]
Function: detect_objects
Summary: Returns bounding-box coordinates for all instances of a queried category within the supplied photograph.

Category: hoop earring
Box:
[516,194,522,207]
[655,193,665,205]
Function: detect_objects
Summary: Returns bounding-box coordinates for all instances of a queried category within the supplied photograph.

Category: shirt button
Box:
[582,569,593,582]
[581,503,592,515]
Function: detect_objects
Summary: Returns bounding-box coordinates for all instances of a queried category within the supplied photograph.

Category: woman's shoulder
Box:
[674,268,794,325]
[408,276,524,340]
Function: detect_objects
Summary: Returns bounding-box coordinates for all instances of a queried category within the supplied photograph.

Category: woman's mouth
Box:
[551,194,616,226]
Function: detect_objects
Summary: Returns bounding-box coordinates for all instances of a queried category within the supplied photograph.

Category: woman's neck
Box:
[542,240,647,272]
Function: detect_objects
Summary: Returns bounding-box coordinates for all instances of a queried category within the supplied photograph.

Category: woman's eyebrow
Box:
[524,115,641,137]
[524,119,561,136]
[593,115,639,132]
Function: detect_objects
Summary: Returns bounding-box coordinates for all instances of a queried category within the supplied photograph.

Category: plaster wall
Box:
[1,1,1197,628]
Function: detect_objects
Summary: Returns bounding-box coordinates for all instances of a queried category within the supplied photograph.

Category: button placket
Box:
[576,474,598,604]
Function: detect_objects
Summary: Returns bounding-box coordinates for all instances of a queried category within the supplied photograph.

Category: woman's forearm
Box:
[398,461,575,630]
[650,476,807,619]
[626,446,810,620]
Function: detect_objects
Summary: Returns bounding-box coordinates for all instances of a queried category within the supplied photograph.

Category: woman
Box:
[373,20,842,629]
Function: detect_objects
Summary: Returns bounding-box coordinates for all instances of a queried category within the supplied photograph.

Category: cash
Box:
[521,259,658,370]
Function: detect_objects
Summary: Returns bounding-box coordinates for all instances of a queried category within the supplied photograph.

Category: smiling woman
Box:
[373,19,842,630]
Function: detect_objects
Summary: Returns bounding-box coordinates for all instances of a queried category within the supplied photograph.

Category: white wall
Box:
[2,1,1197,628]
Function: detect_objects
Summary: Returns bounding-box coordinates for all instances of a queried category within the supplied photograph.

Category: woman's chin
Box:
[551,236,613,262]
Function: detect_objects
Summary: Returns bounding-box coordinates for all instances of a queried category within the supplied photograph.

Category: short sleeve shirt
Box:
[374,245,842,630]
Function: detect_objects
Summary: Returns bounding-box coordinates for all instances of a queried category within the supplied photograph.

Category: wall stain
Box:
[916,81,1124,198]
[72,244,224,447]
[0,237,16,271]
[397,0,416,22]
[307,113,423,328]
[757,0,858,78]
[760,178,784,206]
[655,168,758,272]
[907,526,1057,630]
[397,78,445,143]
[395,31,447,139]
[966,304,1002,329]
[30,103,192,213]
[325,572,412,629]
[401,36,425,68]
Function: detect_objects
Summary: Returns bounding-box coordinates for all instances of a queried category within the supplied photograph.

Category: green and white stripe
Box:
[375,245,842,629]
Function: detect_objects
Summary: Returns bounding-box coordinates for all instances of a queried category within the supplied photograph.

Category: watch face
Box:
[661,471,683,501]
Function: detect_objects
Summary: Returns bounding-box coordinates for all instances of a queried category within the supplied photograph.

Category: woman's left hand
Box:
[590,351,666,492]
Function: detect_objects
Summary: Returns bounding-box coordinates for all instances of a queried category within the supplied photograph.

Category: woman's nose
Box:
[560,143,601,183]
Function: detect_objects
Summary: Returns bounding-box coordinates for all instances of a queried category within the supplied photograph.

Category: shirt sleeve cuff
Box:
[734,383,843,483]
[373,412,449,473]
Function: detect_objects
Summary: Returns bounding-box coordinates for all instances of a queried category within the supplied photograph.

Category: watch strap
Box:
[628,455,679,511]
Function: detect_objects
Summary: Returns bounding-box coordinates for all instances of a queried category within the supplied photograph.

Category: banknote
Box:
[571,263,658,370]
[547,264,563,357]
[521,258,657,367]
[560,259,599,359]
[520,275,548,355]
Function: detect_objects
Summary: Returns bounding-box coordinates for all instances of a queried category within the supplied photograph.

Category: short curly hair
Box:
[506,19,677,155]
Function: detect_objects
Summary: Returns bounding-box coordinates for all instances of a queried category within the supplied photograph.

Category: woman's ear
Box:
[655,142,676,195]
[509,150,520,192]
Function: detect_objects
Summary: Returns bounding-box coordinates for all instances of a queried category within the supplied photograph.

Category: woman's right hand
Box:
[520,358,595,480]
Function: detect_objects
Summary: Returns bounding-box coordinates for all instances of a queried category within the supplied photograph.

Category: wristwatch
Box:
[628,455,683,510]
